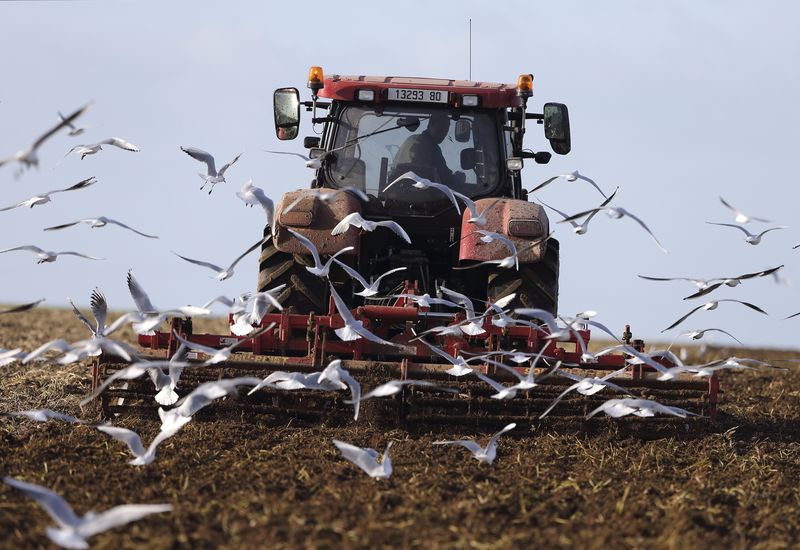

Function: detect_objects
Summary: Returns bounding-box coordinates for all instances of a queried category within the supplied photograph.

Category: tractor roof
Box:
[319,74,522,109]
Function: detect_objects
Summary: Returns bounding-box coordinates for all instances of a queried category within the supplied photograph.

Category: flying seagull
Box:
[662,299,768,332]
[3,476,172,549]
[706,222,786,245]
[95,415,191,466]
[264,139,359,170]
[0,102,91,174]
[0,176,97,212]
[180,146,242,194]
[539,366,630,419]
[64,137,139,160]
[173,238,265,281]
[348,379,457,404]
[432,423,516,465]
[560,204,667,253]
[382,171,463,214]
[331,212,411,243]
[4,409,84,424]
[286,228,354,278]
[329,283,408,350]
[0,245,103,264]
[0,299,45,315]
[535,188,618,235]
[171,325,272,365]
[587,397,695,419]
[283,186,370,214]
[332,259,406,297]
[236,179,275,232]
[44,216,158,239]
[528,170,607,198]
[332,439,393,479]
[58,110,87,136]
[719,196,771,223]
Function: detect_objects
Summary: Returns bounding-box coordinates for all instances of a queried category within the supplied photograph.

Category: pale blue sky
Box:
[1,1,799,348]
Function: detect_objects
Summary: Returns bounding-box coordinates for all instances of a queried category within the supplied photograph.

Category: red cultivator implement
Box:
[93,284,718,430]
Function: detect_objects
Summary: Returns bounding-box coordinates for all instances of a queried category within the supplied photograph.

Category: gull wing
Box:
[180,146,216,174]
[100,137,139,151]
[43,220,82,231]
[218,153,242,176]
[377,221,411,243]
[432,439,484,456]
[3,477,82,529]
[127,270,157,314]
[173,252,224,274]
[683,282,724,300]
[331,212,365,235]
[77,504,172,538]
[0,245,45,255]
[332,258,370,288]
[90,288,108,334]
[104,218,158,239]
[96,425,146,458]
[332,440,382,476]
[618,208,667,253]
[286,228,322,267]
[30,102,92,152]
[487,422,516,449]
[227,238,268,272]
[723,299,768,315]
[47,176,97,195]
[452,190,477,217]
[528,175,560,194]
[706,222,754,237]
[539,382,582,418]
[574,172,608,198]
[373,266,407,285]
[68,297,96,334]
[263,150,310,161]
[22,338,71,363]
[0,199,31,211]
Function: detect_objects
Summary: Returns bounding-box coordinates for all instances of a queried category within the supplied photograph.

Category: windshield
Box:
[325,105,503,215]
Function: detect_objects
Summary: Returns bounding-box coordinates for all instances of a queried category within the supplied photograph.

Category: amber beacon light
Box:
[517,73,533,98]
[307,66,325,95]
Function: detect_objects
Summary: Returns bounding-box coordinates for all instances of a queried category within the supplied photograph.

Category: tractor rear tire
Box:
[487,238,559,315]
[257,231,327,314]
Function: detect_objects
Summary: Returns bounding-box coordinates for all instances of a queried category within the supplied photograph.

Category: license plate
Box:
[387,88,448,103]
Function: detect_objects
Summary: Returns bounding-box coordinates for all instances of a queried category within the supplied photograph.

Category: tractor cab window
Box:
[326,105,502,215]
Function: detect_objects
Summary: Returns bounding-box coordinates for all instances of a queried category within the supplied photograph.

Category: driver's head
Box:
[426,112,450,143]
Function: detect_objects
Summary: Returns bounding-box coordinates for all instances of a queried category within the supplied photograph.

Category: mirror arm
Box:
[311,116,336,124]
[302,100,331,111]
[525,113,544,120]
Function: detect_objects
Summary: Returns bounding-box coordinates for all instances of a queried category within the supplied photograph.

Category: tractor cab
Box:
[273,68,571,218]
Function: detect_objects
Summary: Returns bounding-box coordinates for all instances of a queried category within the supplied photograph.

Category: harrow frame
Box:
[93,288,719,425]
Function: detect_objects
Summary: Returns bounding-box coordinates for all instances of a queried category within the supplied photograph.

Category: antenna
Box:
[469,18,472,80]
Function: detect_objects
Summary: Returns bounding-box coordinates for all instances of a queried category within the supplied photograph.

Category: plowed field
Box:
[1,309,799,549]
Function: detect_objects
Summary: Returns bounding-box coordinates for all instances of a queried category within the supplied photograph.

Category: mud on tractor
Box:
[97,68,718,429]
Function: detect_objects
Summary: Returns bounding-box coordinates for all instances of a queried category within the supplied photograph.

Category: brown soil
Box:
[1,309,799,549]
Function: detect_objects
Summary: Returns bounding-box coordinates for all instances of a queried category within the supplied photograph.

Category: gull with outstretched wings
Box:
[44,216,158,239]
[173,238,265,281]
[180,146,242,193]
[0,176,96,212]
[0,102,91,174]
[3,476,172,549]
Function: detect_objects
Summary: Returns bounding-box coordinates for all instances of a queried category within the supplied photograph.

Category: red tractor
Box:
[261,68,565,318]
[117,68,716,428]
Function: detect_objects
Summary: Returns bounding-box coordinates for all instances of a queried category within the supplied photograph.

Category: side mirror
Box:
[543,102,571,155]
[454,119,472,143]
[460,148,476,170]
[274,87,301,141]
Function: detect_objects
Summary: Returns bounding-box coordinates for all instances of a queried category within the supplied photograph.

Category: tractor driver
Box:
[393,111,466,187]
